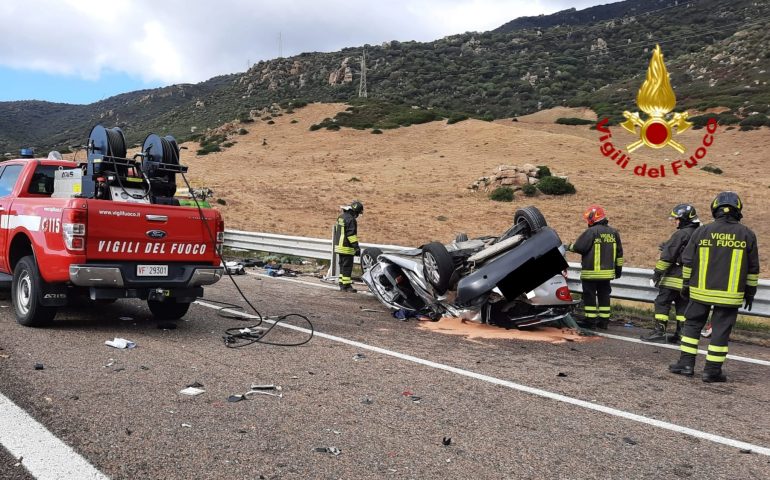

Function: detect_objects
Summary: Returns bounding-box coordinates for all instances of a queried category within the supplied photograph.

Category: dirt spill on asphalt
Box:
[417,317,599,344]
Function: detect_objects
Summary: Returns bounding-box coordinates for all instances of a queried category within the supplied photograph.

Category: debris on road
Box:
[361,397,374,405]
[622,437,638,446]
[34,363,44,370]
[313,447,342,456]
[180,387,206,396]
[557,372,568,377]
[227,394,245,403]
[442,437,452,446]
[181,423,192,428]
[105,338,136,349]
[352,353,366,361]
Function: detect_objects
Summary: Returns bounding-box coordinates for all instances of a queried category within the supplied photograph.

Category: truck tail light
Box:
[215,214,224,254]
[63,208,87,251]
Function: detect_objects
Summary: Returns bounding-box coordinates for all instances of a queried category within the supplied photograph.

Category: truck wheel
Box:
[148,300,191,320]
[13,256,56,327]
[422,242,455,295]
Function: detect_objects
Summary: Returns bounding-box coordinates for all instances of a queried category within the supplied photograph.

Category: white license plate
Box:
[137,265,168,277]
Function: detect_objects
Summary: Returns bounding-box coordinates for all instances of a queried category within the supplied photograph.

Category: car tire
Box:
[514,206,547,236]
[422,242,455,295]
[361,247,383,272]
[12,255,56,327]
[148,300,191,320]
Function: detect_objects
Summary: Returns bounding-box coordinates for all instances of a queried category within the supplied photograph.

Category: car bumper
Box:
[69,264,224,288]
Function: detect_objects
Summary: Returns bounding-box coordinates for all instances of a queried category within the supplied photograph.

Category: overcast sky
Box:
[0,0,619,104]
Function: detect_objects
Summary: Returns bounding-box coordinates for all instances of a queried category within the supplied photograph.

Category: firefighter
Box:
[567,205,624,329]
[333,200,364,292]
[669,192,759,382]
[641,204,700,343]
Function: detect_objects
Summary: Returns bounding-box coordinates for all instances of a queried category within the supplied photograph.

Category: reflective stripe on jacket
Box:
[333,211,359,255]
[655,224,698,291]
[569,223,623,280]
[682,216,759,307]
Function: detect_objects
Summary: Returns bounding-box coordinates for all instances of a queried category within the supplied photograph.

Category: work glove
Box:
[615,266,623,279]
[744,285,757,311]
[652,271,662,286]
[743,296,754,311]
[681,285,690,299]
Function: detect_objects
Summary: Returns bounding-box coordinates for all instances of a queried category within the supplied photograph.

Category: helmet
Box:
[670,203,699,226]
[583,205,606,226]
[349,200,364,216]
[711,191,742,219]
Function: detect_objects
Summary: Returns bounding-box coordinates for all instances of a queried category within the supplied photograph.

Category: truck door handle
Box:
[145,215,168,222]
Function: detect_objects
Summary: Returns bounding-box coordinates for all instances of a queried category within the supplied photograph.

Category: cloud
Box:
[0,0,616,85]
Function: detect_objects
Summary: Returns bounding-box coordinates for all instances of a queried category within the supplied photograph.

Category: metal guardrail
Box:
[224,230,770,318]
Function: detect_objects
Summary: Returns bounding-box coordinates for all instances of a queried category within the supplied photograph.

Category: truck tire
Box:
[422,242,455,295]
[148,300,191,320]
[13,255,56,327]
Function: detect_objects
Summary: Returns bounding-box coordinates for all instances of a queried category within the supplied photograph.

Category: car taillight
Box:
[556,286,573,302]
[63,208,87,251]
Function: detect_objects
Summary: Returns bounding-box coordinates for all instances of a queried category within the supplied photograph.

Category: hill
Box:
[1,0,770,153]
[181,103,770,275]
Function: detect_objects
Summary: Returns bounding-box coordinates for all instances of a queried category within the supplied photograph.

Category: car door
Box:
[0,163,25,272]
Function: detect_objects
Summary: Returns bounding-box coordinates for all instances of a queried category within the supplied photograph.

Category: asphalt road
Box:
[1,273,770,479]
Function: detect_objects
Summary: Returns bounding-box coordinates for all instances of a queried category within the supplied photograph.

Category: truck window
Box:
[0,164,24,198]
[27,165,59,196]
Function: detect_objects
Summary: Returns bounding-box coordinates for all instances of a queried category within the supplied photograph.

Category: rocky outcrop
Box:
[328,58,353,85]
[467,164,568,192]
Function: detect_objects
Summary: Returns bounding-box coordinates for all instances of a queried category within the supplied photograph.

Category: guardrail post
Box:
[323,225,339,283]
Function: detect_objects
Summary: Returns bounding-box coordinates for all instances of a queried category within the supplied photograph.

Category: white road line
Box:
[594,331,770,367]
[195,300,770,456]
[245,271,770,366]
[0,392,109,480]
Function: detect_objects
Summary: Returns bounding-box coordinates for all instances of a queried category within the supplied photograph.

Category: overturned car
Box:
[360,206,577,328]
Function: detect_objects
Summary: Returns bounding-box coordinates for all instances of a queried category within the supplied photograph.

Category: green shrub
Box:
[701,165,723,174]
[489,187,515,202]
[267,120,275,125]
[290,119,299,124]
[216,198,227,205]
[436,215,448,221]
[555,117,594,125]
[238,128,248,135]
[326,124,340,131]
[537,165,552,177]
[197,144,221,155]
[447,115,469,124]
[537,176,576,195]
[222,142,235,148]
[348,177,361,182]
[739,114,769,128]
[522,183,538,196]
[309,124,322,131]
[371,129,383,134]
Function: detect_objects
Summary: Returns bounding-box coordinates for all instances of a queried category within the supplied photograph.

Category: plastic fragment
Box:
[105,338,136,349]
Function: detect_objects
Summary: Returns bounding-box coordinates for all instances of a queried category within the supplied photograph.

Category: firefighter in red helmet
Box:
[566,205,624,329]
[333,200,364,292]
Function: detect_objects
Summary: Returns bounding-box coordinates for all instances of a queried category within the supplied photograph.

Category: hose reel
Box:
[141,133,188,199]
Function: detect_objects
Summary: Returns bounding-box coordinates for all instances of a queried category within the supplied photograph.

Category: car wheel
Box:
[422,242,455,295]
[12,255,56,327]
[514,206,547,237]
[361,247,383,272]
[148,300,191,320]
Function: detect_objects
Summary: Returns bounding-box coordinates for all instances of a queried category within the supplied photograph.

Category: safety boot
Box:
[669,353,695,377]
[702,362,727,383]
[640,322,668,343]
[596,319,609,330]
[668,322,683,344]
[339,284,357,293]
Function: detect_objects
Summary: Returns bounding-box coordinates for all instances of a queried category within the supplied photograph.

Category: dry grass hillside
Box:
[181,103,770,276]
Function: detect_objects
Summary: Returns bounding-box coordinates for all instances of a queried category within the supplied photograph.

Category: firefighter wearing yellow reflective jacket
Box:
[334,200,364,292]
[669,192,759,383]
[567,205,624,330]
[641,204,700,344]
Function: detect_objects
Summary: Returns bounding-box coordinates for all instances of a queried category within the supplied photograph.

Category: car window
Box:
[27,165,59,196]
[0,164,24,198]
